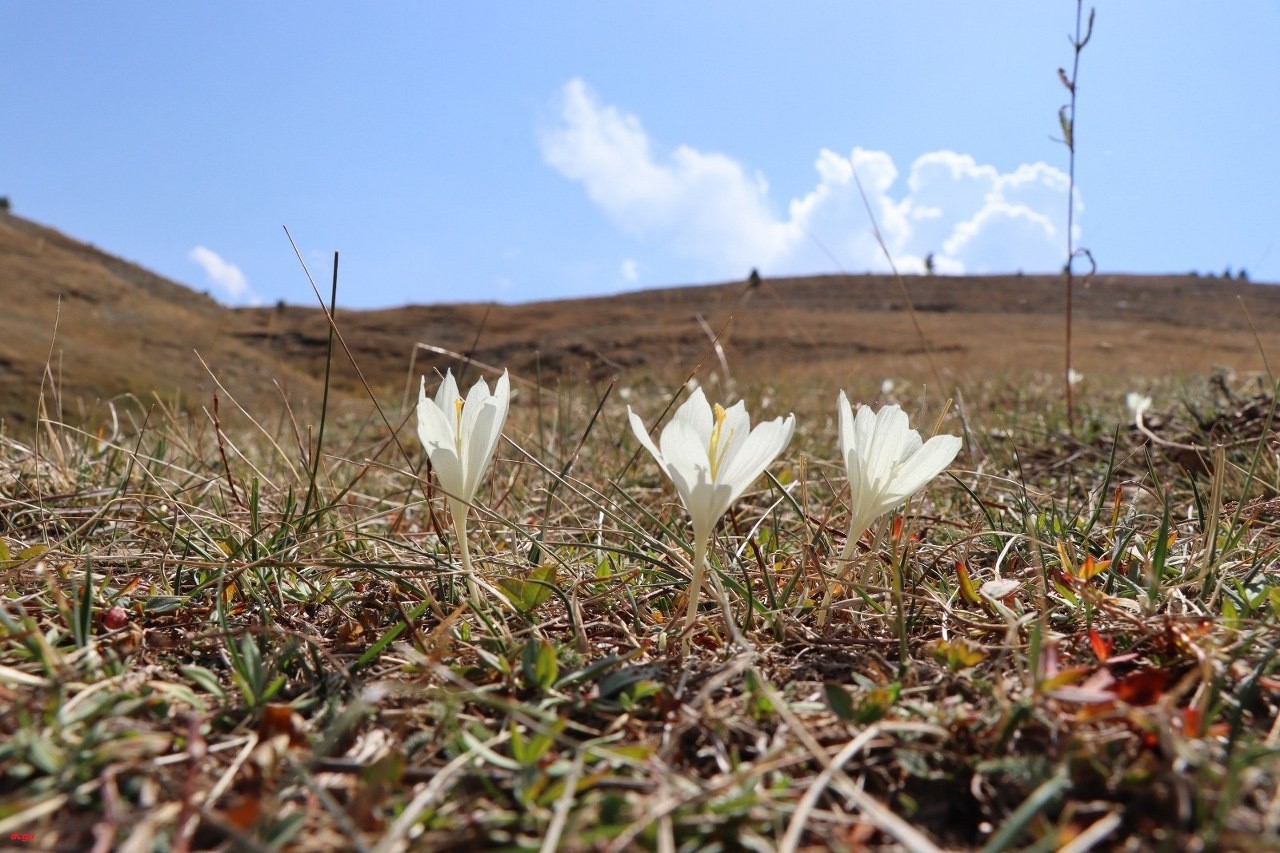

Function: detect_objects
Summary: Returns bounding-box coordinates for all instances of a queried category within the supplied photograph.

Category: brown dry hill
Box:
[3,209,1279,428]
[0,211,329,428]
[239,268,1280,395]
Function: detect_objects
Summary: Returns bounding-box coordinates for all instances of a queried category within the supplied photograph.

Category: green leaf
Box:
[824,682,857,722]
[618,680,662,712]
[534,642,558,691]
[522,640,558,691]
[524,725,557,764]
[853,684,900,724]
[184,664,228,700]
[361,747,406,787]
[147,680,209,713]
[597,744,653,763]
[353,599,431,670]
[28,736,64,774]
[142,595,188,614]
[499,564,559,613]
[74,565,94,649]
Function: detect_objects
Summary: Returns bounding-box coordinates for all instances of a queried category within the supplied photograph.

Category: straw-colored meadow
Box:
[2,364,1278,850]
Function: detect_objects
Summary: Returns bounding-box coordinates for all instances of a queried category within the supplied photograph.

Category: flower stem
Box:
[682,533,709,655]
[816,522,865,628]
[449,497,480,605]
[891,536,907,670]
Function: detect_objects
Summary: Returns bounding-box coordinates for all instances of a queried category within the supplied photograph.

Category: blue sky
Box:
[3,3,1278,308]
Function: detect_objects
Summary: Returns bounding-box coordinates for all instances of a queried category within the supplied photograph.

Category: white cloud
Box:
[619,258,639,284]
[188,246,261,305]
[542,79,1081,278]
[541,79,796,268]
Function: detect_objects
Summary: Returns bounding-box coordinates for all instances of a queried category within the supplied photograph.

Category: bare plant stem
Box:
[1062,1,1094,432]
[449,497,481,605]
[683,531,709,656]
[815,522,868,628]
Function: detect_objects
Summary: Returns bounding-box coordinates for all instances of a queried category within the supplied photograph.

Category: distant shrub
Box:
[0,196,10,212]
[1239,268,1249,281]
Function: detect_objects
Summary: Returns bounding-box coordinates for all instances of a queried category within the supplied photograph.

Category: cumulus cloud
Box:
[542,78,1081,278]
[188,246,261,305]
[619,258,639,284]
[542,79,796,267]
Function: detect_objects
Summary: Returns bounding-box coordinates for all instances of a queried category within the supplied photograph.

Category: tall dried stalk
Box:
[1060,1,1095,431]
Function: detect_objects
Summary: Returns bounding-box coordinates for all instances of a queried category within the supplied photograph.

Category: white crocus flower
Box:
[629,388,794,641]
[837,392,962,569]
[417,369,510,602]
[1126,392,1152,425]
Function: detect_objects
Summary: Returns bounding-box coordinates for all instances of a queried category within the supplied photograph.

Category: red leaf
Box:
[258,704,307,747]
[1110,668,1172,706]
[1087,628,1112,662]
[1182,706,1203,736]
[224,795,261,830]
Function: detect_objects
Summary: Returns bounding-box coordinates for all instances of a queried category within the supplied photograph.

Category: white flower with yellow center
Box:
[417,369,510,601]
[629,388,794,639]
[837,391,961,567]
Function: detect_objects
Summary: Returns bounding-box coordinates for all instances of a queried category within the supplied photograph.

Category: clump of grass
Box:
[1,367,1279,850]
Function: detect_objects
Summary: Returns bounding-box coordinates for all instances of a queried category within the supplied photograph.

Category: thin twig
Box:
[849,164,945,392]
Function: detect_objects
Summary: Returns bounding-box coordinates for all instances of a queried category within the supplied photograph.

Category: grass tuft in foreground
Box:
[1,372,1278,850]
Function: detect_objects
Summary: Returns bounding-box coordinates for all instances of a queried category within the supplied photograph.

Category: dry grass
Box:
[2,360,1279,851]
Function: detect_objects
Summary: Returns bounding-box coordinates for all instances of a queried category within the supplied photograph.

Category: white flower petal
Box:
[417,379,458,452]
[460,374,494,437]
[659,419,712,501]
[492,370,511,420]
[417,369,510,505]
[837,390,857,459]
[462,400,502,500]
[714,400,753,471]
[838,394,961,549]
[885,435,963,504]
[853,402,877,454]
[629,407,667,470]
[698,481,740,535]
[467,371,510,494]
[859,407,900,492]
[434,369,461,411]
[718,414,794,500]
[659,419,720,531]
[899,428,923,462]
[428,445,465,500]
[673,386,714,447]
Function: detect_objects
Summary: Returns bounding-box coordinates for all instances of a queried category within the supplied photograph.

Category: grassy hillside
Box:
[4,209,1280,430]
[0,212,328,428]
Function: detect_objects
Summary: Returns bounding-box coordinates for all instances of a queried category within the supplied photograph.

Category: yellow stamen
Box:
[454,398,465,450]
[708,403,729,478]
